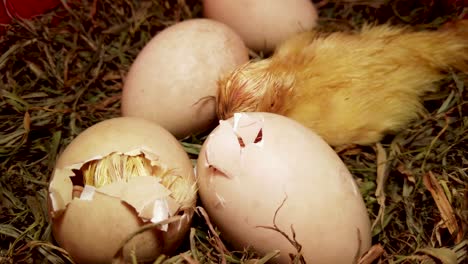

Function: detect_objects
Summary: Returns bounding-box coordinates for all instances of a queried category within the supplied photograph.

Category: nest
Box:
[0,0,466,263]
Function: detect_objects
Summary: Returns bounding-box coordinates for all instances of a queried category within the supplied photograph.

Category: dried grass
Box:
[0,0,467,263]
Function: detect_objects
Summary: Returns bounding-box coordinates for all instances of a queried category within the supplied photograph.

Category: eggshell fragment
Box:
[196,112,372,264]
[48,117,197,264]
[121,18,249,139]
[202,0,319,52]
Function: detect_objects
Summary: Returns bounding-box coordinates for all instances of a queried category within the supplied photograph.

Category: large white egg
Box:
[203,0,319,52]
[196,112,372,264]
[121,18,249,139]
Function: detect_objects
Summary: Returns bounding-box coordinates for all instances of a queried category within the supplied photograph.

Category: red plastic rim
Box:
[1,0,61,23]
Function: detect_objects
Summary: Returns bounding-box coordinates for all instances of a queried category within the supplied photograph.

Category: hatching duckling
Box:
[216,20,468,146]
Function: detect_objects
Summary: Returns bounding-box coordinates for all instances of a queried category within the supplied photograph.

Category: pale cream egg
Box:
[203,0,319,52]
[121,18,249,139]
[196,112,372,264]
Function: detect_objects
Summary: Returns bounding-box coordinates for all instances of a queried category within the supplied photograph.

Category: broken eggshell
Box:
[196,112,372,264]
[48,117,197,264]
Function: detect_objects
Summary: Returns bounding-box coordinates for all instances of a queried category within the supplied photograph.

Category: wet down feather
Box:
[216,20,468,146]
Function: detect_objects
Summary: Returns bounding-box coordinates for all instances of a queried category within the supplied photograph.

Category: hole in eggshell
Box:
[235,128,263,148]
[66,151,196,210]
[70,169,84,186]
[204,114,265,182]
[231,113,265,147]
[254,129,263,144]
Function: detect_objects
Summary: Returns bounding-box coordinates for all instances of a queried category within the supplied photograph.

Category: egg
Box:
[202,0,319,52]
[48,117,197,264]
[121,18,249,139]
[196,112,372,264]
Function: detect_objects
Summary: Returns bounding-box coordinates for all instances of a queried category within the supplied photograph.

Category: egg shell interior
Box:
[196,112,372,264]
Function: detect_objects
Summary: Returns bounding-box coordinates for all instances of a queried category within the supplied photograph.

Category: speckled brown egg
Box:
[121,18,249,139]
[48,117,197,264]
[196,112,372,264]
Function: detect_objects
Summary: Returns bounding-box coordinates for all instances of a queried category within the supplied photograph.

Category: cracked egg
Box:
[196,112,372,264]
[48,117,197,264]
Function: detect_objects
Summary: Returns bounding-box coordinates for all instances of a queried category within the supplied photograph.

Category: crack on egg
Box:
[352,227,363,263]
[214,192,227,209]
[236,135,246,148]
[205,147,232,179]
[232,112,265,146]
[204,112,266,181]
